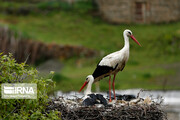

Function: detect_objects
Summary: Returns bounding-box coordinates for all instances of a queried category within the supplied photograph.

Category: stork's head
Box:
[79,75,94,92]
[124,29,141,46]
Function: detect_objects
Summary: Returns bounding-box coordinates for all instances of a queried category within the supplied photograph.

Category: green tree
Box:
[0,53,60,119]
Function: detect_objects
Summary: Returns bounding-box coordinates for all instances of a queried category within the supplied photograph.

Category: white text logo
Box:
[1,83,37,99]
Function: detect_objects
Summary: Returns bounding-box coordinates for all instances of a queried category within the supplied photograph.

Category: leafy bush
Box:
[0,53,60,119]
[0,0,96,15]
[37,1,71,11]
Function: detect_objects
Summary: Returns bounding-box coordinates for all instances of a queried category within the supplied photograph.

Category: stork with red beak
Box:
[79,29,141,102]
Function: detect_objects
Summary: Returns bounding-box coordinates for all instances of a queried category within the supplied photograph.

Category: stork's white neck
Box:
[84,78,94,96]
[123,32,130,49]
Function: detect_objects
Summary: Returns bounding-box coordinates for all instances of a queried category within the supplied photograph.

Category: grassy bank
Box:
[0,2,180,91]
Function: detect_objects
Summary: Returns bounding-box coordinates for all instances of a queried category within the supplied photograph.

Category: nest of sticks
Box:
[46,96,167,120]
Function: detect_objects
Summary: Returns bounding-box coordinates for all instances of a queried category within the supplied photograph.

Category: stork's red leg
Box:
[112,74,117,100]
[109,75,112,102]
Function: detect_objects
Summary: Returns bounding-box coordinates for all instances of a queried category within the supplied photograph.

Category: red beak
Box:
[130,35,141,46]
[79,81,88,92]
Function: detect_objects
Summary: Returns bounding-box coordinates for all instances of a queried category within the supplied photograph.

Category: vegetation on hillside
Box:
[0,1,180,92]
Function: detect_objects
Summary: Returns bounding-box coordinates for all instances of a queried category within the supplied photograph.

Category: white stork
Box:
[79,75,108,106]
[79,29,141,102]
[80,75,94,96]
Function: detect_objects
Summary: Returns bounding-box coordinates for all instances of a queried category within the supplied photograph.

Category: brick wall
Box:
[149,0,180,23]
[96,0,180,24]
[96,0,132,24]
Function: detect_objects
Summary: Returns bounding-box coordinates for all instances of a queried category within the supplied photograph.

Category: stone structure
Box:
[96,0,180,23]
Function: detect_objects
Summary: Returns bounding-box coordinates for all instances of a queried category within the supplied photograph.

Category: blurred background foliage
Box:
[0,0,180,92]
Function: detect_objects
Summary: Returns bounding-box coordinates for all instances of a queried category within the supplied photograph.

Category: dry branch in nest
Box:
[46,97,167,120]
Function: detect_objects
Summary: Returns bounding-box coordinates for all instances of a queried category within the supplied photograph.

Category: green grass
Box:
[0,4,180,92]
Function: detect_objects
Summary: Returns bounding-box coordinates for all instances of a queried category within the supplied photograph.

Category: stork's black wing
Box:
[92,65,114,79]
[96,94,108,106]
